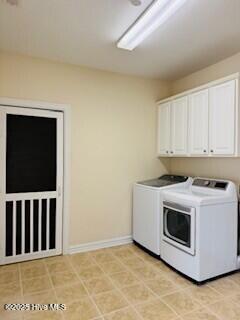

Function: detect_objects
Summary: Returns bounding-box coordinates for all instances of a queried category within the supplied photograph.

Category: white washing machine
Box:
[133,175,192,256]
[161,177,238,283]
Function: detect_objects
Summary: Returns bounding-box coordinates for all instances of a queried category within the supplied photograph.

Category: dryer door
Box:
[163,201,196,256]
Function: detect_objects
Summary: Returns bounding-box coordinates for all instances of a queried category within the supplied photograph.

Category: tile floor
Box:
[1,243,240,320]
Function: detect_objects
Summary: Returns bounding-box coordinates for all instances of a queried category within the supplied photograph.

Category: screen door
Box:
[0,106,63,265]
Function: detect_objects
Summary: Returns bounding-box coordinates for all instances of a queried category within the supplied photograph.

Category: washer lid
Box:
[137,175,188,188]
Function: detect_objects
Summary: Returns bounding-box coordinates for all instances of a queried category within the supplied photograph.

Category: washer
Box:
[161,177,238,283]
[133,175,192,256]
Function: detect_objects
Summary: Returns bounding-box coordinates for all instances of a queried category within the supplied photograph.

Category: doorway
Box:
[0,106,64,265]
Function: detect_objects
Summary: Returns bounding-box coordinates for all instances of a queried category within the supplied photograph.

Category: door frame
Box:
[0,97,71,257]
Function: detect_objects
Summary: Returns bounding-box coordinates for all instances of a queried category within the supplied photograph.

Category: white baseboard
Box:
[69,235,133,255]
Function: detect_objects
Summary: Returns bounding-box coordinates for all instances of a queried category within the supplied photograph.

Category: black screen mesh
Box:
[6,114,57,194]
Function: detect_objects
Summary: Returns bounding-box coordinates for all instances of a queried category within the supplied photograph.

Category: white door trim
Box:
[0,97,71,256]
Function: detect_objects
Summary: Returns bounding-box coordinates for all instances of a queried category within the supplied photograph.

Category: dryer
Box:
[133,175,192,256]
[161,177,238,283]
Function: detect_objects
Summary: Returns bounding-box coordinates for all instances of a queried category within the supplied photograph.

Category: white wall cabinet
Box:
[157,102,170,155]
[157,74,239,157]
[189,89,209,155]
[171,97,188,155]
[157,97,188,156]
[209,80,236,155]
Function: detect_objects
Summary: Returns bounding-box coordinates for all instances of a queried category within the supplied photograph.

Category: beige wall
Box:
[0,52,170,247]
[4,49,239,247]
[169,51,240,184]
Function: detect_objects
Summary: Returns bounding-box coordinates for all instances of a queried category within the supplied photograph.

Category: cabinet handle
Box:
[203,150,207,153]
[210,149,214,153]
[166,151,169,154]
[170,151,174,154]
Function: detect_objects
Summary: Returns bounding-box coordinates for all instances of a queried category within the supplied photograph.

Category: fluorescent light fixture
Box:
[117,0,187,51]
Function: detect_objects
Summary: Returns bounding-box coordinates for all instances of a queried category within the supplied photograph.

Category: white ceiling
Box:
[0,0,240,80]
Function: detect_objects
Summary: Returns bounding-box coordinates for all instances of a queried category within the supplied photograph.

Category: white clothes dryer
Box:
[161,177,238,283]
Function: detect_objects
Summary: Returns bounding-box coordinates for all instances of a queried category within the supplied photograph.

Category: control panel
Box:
[193,178,228,190]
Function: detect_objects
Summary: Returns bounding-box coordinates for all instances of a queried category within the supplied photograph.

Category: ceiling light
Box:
[117,0,187,51]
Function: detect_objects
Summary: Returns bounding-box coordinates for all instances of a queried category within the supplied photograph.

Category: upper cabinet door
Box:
[209,80,236,155]
[157,102,171,155]
[171,96,188,155]
[189,89,209,155]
